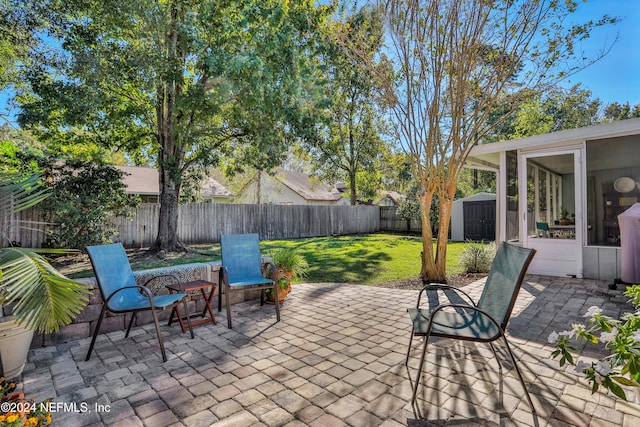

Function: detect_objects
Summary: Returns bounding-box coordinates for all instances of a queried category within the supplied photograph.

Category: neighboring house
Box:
[115,166,234,203]
[377,191,404,207]
[235,170,349,205]
[466,117,640,281]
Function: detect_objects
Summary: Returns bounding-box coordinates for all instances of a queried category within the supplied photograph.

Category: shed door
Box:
[463,200,496,241]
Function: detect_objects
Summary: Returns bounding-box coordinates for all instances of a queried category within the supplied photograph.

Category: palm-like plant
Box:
[1,173,89,333]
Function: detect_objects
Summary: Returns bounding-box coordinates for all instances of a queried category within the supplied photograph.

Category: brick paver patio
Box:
[17,276,640,426]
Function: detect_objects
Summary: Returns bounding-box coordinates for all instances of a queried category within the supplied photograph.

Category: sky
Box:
[561,0,640,105]
[1,0,639,126]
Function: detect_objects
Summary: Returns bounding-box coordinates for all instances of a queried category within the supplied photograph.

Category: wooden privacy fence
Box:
[6,203,426,249]
[112,203,381,247]
[379,206,422,233]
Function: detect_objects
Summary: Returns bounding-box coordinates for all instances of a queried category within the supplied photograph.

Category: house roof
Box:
[114,166,233,198]
[276,170,342,202]
[469,117,640,157]
[378,191,404,204]
[199,176,234,198]
[116,166,159,195]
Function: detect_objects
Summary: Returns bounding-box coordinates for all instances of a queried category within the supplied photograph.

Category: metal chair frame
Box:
[406,243,537,416]
[218,233,281,329]
[85,243,194,363]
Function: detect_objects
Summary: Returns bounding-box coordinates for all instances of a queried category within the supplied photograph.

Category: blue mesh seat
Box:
[85,243,194,362]
[406,242,536,416]
[219,233,280,329]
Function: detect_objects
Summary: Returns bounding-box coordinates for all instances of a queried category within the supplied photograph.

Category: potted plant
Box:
[1,173,89,379]
[559,207,572,225]
[265,248,309,304]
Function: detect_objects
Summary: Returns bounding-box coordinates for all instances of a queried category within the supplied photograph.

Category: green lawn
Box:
[259,234,474,285]
[60,233,485,286]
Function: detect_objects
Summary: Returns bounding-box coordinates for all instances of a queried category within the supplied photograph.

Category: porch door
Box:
[519,148,584,277]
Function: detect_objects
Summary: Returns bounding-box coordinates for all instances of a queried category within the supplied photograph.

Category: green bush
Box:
[39,161,140,249]
[459,241,495,273]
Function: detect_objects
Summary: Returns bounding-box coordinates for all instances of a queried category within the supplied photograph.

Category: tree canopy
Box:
[17,0,331,252]
[299,5,392,205]
[348,0,618,281]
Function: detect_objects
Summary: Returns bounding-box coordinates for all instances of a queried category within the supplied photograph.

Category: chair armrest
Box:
[429,303,503,334]
[219,265,229,285]
[104,284,158,309]
[416,283,476,308]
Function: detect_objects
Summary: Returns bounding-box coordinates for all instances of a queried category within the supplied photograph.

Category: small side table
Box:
[167,280,217,332]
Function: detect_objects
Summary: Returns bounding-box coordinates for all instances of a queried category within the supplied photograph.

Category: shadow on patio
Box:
[17,277,640,426]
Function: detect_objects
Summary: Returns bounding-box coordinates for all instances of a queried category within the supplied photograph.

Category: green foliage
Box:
[300,5,392,205]
[455,169,496,197]
[458,241,495,274]
[0,129,47,176]
[378,152,413,193]
[396,183,420,222]
[1,172,89,333]
[259,235,474,285]
[550,285,640,400]
[371,1,616,280]
[270,248,309,280]
[0,247,89,333]
[483,84,603,142]
[266,248,309,294]
[604,102,640,122]
[16,0,332,250]
[396,182,443,234]
[0,0,40,97]
[1,128,137,250]
[38,161,139,249]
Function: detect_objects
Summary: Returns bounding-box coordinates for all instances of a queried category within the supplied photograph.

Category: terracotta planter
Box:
[266,269,293,304]
[0,317,34,379]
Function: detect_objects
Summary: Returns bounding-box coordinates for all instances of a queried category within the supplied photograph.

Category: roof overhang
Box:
[469,117,640,157]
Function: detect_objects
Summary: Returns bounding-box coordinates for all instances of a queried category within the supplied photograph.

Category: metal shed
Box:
[450,192,496,242]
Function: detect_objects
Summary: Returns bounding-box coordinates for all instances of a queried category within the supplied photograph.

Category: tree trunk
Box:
[434,183,456,281]
[149,166,187,253]
[418,189,442,282]
[349,171,357,205]
[148,4,188,254]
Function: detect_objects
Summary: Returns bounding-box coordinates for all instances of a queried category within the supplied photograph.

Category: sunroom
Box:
[466,118,640,280]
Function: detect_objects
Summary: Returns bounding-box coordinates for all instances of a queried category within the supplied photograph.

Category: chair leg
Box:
[500,335,536,415]
[411,334,430,405]
[181,296,195,339]
[273,284,280,322]
[85,305,107,361]
[218,281,222,312]
[125,312,136,338]
[150,308,168,362]
[405,327,415,366]
[225,284,232,329]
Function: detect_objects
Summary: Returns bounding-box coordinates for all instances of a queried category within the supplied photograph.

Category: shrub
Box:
[39,161,139,249]
[459,241,495,273]
[549,285,640,400]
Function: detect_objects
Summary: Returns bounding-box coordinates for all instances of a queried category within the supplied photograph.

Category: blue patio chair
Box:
[536,221,551,238]
[85,243,194,363]
[406,242,536,415]
[219,233,280,329]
